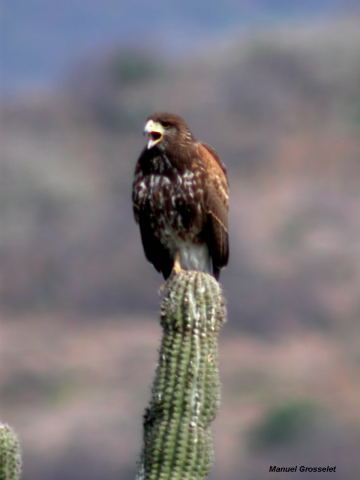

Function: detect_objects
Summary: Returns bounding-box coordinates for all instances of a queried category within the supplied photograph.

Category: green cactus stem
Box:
[0,424,22,480]
[136,270,226,480]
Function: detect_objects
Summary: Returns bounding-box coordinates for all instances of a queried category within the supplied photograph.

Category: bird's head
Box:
[143,112,193,151]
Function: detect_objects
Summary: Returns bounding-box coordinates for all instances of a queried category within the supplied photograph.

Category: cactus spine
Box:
[136,270,226,480]
[0,424,22,480]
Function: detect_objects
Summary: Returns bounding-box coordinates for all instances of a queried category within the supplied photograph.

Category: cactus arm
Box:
[0,424,22,480]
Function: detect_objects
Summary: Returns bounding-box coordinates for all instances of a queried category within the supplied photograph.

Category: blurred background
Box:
[2,1,360,479]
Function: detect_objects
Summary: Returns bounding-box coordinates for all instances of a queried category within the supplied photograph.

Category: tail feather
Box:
[178,243,213,275]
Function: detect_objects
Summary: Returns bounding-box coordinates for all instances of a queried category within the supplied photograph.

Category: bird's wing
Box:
[197,143,229,279]
[132,162,174,279]
[138,215,174,279]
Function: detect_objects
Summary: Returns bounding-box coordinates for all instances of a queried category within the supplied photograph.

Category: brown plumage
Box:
[132,112,229,279]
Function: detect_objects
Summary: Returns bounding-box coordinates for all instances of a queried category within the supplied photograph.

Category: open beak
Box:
[144,119,165,149]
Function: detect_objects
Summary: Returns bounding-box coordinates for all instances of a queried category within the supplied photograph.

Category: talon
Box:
[173,252,183,275]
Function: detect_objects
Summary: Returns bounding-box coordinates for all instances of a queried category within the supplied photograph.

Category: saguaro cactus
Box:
[0,424,22,480]
[136,270,226,480]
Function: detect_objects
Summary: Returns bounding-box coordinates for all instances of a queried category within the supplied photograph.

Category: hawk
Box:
[132,112,229,280]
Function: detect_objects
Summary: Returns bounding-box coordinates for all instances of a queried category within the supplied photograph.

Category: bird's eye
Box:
[162,122,172,129]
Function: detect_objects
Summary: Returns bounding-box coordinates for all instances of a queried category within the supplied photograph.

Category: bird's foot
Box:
[173,252,183,275]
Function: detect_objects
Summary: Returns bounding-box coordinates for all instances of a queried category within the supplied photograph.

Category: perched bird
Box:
[132,112,229,280]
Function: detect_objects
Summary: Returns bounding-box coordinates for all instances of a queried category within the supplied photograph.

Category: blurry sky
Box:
[1,0,354,94]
